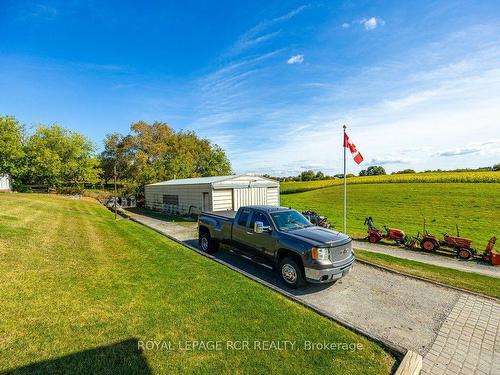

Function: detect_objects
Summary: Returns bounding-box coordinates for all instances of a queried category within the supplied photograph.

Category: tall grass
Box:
[280,171,500,194]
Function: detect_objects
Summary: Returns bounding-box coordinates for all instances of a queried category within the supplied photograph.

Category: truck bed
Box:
[201,210,237,220]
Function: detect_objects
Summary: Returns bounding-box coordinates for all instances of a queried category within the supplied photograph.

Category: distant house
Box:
[0,174,11,192]
[144,174,280,214]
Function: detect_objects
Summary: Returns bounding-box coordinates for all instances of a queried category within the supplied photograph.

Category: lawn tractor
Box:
[417,222,477,260]
[303,209,331,229]
[364,217,406,245]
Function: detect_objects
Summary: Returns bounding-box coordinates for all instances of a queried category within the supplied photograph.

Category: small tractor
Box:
[364,217,406,245]
[417,222,476,260]
[303,209,331,229]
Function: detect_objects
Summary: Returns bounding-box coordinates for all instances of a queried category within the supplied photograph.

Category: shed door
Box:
[202,192,210,211]
[233,187,267,210]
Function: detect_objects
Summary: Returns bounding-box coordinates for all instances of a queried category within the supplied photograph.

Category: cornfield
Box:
[280,171,500,194]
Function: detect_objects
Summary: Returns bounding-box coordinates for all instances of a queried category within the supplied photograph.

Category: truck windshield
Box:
[270,210,313,232]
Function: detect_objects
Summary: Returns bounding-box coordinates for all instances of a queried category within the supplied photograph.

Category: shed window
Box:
[163,195,179,205]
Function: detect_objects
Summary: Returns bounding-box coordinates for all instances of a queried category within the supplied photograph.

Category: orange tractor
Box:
[364,217,406,245]
[415,221,498,262]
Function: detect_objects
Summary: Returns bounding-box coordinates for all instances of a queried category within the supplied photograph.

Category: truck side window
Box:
[250,212,270,229]
[237,209,251,227]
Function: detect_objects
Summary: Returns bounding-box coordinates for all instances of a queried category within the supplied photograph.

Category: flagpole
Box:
[343,124,347,234]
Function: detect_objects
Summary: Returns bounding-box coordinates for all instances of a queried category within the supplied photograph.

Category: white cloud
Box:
[434,148,481,157]
[361,17,385,31]
[226,5,309,56]
[287,54,304,64]
[342,23,350,29]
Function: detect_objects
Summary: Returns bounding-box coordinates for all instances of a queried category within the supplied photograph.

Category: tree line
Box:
[0,115,232,193]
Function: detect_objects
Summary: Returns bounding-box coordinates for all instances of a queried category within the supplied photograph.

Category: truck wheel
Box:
[457,248,472,260]
[421,240,436,251]
[368,234,380,243]
[279,257,306,289]
[199,231,219,254]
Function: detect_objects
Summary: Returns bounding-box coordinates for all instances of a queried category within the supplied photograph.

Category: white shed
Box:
[144,174,280,214]
[0,174,11,192]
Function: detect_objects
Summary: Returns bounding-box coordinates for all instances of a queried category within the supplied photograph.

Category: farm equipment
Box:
[416,222,476,260]
[364,217,406,245]
[302,209,331,229]
[482,237,500,265]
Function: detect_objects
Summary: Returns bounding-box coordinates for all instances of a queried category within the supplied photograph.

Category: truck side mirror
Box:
[254,221,264,233]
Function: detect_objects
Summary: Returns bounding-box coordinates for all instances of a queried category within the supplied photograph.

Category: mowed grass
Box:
[280,171,500,194]
[281,183,500,247]
[355,250,500,299]
[0,194,394,374]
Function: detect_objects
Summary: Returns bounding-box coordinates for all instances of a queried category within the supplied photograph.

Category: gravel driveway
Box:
[126,210,499,374]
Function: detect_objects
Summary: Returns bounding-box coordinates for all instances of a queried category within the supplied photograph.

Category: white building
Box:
[0,174,11,192]
[144,174,280,214]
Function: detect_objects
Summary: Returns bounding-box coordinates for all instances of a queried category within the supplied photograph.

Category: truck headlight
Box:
[311,247,329,260]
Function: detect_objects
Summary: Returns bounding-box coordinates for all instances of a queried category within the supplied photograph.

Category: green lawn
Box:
[355,250,500,299]
[280,183,500,248]
[0,194,394,374]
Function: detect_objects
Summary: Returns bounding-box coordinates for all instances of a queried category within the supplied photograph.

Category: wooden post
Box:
[114,164,117,220]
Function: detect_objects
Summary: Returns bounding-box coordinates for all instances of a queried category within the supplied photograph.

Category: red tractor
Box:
[418,222,476,260]
[364,217,406,245]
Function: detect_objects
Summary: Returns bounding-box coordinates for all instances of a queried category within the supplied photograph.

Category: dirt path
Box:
[353,240,500,278]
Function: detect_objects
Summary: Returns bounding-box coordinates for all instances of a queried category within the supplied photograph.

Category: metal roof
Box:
[146,175,234,186]
[145,174,278,187]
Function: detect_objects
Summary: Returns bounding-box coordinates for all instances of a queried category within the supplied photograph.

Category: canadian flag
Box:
[343,132,364,164]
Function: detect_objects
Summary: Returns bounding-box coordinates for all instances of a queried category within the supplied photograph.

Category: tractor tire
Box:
[421,240,437,252]
[368,235,380,243]
[457,248,472,260]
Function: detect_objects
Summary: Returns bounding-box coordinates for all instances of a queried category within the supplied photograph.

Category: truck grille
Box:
[329,241,353,264]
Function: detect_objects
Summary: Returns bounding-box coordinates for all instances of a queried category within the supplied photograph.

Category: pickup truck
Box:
[198,206,354,288]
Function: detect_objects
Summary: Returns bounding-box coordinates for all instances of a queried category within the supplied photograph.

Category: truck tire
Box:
[279,256,306,288]
[199,230,219,254]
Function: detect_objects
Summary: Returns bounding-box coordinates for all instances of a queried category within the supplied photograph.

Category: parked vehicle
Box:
[198,206,354,288]
[364,217,406,245]
[302,209,331,229]
[418,223,477,260]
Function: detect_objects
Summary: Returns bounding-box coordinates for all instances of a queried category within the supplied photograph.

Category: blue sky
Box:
[1,0,500,175]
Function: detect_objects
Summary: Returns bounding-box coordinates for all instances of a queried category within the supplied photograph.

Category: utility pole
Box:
[114,164,118,220]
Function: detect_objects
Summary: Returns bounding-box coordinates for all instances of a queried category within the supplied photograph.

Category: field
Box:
[280,171,500,194]
[0,194,394,374]
[280,183,500,248]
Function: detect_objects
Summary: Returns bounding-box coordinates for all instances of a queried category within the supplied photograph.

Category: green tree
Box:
[0,116,25,181]
[315,171,325,180]
[300,170,316,181]
[493,163,500,171]
[24,125,100,186]
[100,133,135,184]
[394,169,416,174]
[104,121,233,192]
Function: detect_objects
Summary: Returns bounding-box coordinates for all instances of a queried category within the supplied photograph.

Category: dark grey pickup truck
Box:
[198,206,354,288]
